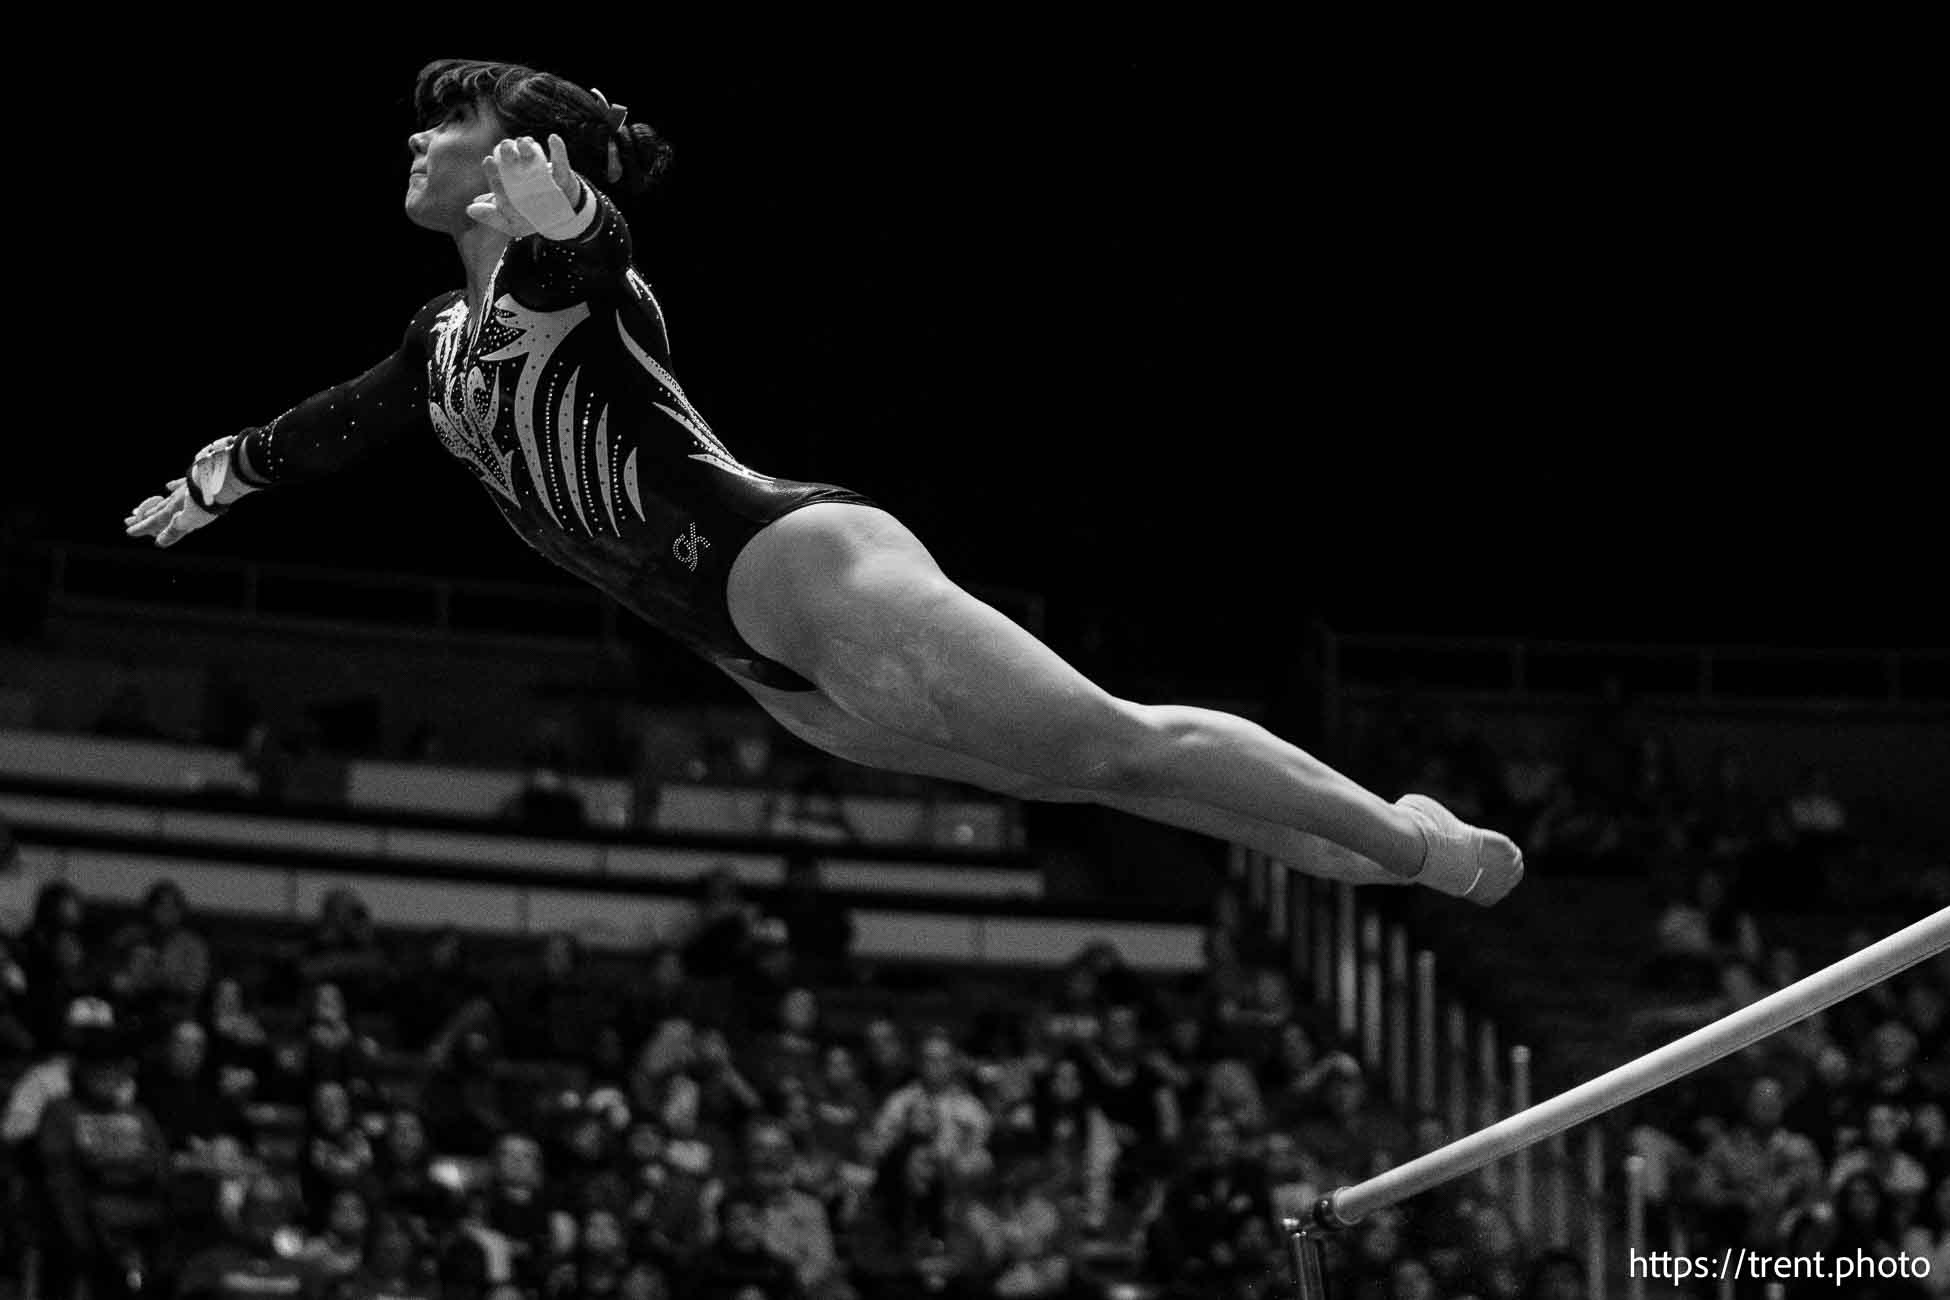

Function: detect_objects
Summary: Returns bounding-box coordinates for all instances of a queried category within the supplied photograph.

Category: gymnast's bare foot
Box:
[1397,794,1526,906]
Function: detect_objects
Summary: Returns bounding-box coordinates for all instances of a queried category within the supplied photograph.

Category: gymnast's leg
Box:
[737,677,1408,889]
[728,504,1521,902]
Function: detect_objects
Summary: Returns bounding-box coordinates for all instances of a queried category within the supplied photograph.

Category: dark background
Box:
[14,28,1941,691]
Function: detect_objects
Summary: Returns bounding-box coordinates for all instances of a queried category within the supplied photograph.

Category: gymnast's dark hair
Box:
[413,58,674,197]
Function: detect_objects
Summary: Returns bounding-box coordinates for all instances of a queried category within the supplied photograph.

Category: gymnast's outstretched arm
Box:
[125,296,449,547]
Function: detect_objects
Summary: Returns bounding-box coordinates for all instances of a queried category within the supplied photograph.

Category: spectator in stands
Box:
[113,880,213,1024]
[344,1212,437,1300]
[859,1018,913,1104]
[1197,944,1267,1059]
[376,1106,450,1242]
[1262,1129,1324,1241]
[1144,1112,1269,1296]
[300,980,381,1101]
[483,1131,576,1293]
[297,888,392,1012]
[1199,1059,1266,1144]
[769,1075,837,1201]
[424,1027,516,1157]
[436,1187,523,1300]
[37,1009,171,1300]
[1859,1020,1931,1111]
[543,1205,633,1299]
[1466,1203,1530,1299]
[848,1138,986,1299]
[239,719,296,805]
[767,855,855,987]
[298,1186,372,1283]
[1079,1005,1178,1192]
[1903,979,1950,1066]
[628,1018,697,1128]
[764,767,862,844]
[1619,733,1693,860]
[176,1174,322,1300]
[1147,1007,1212,1123]
[964,1143,1073,1299]
[0,930,31,1058]
[4,996,109,1293]
[93,680,169,741]
[734,918,804,1032]
[1901,1177,1950,1295]
[5,995,113,1150]
[202,975,281,1115]
[1034,961,1104,1058]
[140,1017,248,1152]
[1832,1101,1932,1213]
[1022,1053,1114,1232]
[1219,967,1298,1063]
[1784,762,1849,845]
[681,865,758,980]
[1910,1102,1950,1188]
[1645,866,1763,996]
[745,1117,845,1298]
[1499,721,1565,831]
[394,927,491,1056]
[1818,1170,1911,1270]
[1405,751,1485,824]
[618,1262,672,1300]
[811,1044,876,1177]
[1696,745,1768,869]
[1336,1207,1410,1299]
[1075,941,1155,1023]
[1526,778,1624,867]
[693,1186,804,1299]
[1686,1075,1824,1250]
[500,760,589,833]
[621,1118,717,1272]
[622,944,699,1054]
[1524,1248,1589,1300]
[1262,1018,1336,1130]
[507,931,618,1071]
[551,1094,633,1215]
[751,987,825,1095]
[301,1079,377,1229]
[695,1027,765,1141]
[871,1027,992,1182]
[1388,1254,1443,1300]
[1295,1055,1407,1188]
[17,881,90,1052]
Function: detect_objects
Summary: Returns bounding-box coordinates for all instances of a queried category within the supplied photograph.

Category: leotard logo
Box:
[673,523,710,572]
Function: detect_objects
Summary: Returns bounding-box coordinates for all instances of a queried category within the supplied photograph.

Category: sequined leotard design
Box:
[238,189,869,690]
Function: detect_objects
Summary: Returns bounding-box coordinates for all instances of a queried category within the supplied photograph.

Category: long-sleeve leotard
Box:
[236,189,868,690]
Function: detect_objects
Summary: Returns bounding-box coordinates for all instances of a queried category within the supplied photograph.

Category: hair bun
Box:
[614,122,674,197]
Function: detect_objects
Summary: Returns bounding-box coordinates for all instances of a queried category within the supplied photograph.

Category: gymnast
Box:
[126,58,1522,904]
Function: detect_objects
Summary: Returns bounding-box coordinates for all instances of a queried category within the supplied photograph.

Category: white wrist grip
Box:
[505,166,597,241]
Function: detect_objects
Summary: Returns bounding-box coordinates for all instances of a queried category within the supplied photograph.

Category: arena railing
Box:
[1308,621,1950,709]
[2,790,1202,973]
[33,541,1048,645]
[1230,845,1626,1298]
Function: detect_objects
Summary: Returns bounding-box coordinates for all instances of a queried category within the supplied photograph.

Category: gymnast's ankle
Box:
[1396,794,1525,906]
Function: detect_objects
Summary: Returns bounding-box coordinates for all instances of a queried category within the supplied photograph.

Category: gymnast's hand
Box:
[467,134,591,240]
[124,436,257,549]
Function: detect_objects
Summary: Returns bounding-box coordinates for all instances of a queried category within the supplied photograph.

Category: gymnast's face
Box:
[406,97,507,233]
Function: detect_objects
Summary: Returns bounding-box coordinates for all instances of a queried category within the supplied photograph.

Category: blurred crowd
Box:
[1350,688,1947,1299]
[0,851,1604,1300]
[5,677,1938,1300]
[1622,934,1950,1300]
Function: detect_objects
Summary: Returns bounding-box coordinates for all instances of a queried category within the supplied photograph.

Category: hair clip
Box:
[591,87,630,134]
